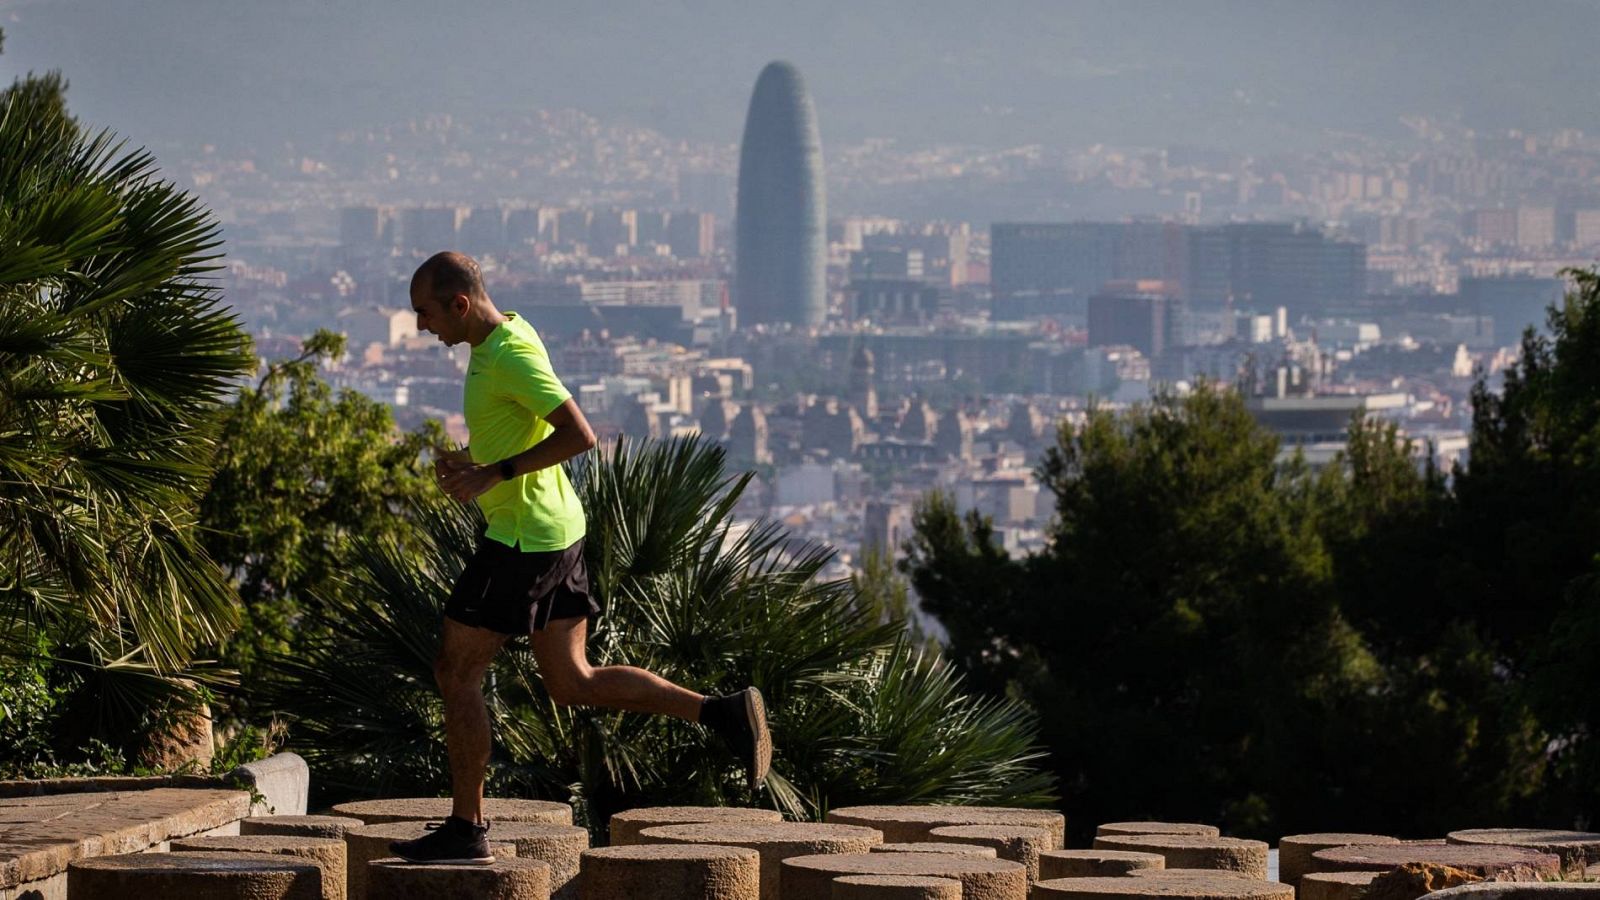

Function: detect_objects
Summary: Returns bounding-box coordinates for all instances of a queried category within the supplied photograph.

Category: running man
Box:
[391,251,770,865]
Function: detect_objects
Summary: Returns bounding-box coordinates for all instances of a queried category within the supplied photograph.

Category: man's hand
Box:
[438,463,505,504]
[433,446,473,480]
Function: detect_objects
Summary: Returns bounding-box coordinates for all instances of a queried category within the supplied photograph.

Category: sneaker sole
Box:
[393,854,496,865]
[744,686,772,789]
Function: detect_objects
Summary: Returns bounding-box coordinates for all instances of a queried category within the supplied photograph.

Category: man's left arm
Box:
[438,398,597,503]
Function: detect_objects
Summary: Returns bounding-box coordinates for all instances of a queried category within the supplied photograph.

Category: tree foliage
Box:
[907,381,1556,841]
[0,56,253,769]
[199,329,442,679]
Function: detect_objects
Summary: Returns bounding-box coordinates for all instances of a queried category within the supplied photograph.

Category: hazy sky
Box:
[3,0,1598,155]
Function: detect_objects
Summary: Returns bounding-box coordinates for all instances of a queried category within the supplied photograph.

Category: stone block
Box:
[608,806,784,846]
[579,843,760,900]
[637,821,882,900]
[1040,850,1167,879]
[824,806,1064,849]
[1092,835,1270,881]
[1427,885,1600,900]
[873,843,998,859]
[1278,835,1400,888]
[169,835,347,900]
[1309,844,1561,881]
[1032,874,1293,900]
[1098,824,1222,839]
[367,856,550,899]
[492,822,588,900]
[927,825,1053,881]
[1299,871,1381,900]
[330,797,571,826]
[779,851,1026,900]
[832,874,964,899]
[1447,830,1600,874]
[229,753,309,817]
[241,816,364,841]
[68,850,321,899]
[344,822,516,900]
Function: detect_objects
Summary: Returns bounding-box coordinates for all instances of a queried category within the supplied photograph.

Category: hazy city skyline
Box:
[5,0,1600,156]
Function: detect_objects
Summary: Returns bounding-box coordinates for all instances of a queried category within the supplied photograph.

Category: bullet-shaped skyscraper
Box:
[735,61,826,328]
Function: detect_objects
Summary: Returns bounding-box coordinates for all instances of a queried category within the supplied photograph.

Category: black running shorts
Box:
[444,535,599,635]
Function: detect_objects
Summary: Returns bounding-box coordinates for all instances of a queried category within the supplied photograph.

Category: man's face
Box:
[412,290,468,346]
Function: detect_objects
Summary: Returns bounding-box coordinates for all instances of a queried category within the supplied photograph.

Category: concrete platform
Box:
[833,874,964,899]
[1299,871,1380,900]
[636,821,882,900]
[1040,849,1166,879]
[0,788,251,900]
[1092,835,1270,880]
[68,850,322,899]
[579,843,760,900]
[1309,844,1562,880]
[1447,830,1600,872]
[241,816,364,840]
[1098,824,1221,839]
[779,851,1027,900]
[824,806,1063,848]
[1033,874,1293,900]
[368,856,550,899]
[492,822,588,900]
[329,797,571,826]
[1278,835,1399,887]
[344,821,518,900]
[926,825,1053,880]
[608,806,784,846]
[169,834,347,900]
[873,843,998,859]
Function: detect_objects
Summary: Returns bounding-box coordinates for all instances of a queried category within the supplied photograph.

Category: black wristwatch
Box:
[498,458,517,481]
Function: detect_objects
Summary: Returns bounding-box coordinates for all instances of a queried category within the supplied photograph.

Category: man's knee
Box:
[433,649,485,691]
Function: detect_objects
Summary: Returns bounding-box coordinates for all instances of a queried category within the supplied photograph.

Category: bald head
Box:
[410,251,486,306]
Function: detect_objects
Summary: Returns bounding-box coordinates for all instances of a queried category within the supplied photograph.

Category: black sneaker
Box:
[388,815,495,865]
[702,686,772,790]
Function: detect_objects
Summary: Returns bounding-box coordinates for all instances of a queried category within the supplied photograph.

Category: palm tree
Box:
[0,66,254,762]
[263,436,1055,834]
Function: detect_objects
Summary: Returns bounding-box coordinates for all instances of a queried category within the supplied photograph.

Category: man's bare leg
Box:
[434,618,509,824]
[529,616,704,720]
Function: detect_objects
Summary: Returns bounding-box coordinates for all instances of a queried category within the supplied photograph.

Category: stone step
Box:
[169,834,347,900]
[0,787,252,898]
[1092,834,1271,881]
[927,824,1053,881]
[871,843,997,859]
[1276,834,1400,888]
[1299,870,1380,900]
[779,851,1027,900]
[832,874,963,899]
[367,856,550,899]
[1308,843,1562,881]
[68,850,322,899]
[329,797,572,826]
[579,843,760,899]
[635,821,883,900]
[1099,823,1222,839]
[823,806,1064,849]
[608,805,784,846]
[490,822,589,900]
[1447,829,1600,874]
[241,815,365,840]
[1040,849,1167,879]
[1033,874,1293,900]
[344,821,519,900]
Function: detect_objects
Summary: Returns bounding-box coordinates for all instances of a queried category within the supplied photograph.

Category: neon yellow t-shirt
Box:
[464,313,586,551]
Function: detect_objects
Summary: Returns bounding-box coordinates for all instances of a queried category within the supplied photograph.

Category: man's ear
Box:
[451,293,472,315]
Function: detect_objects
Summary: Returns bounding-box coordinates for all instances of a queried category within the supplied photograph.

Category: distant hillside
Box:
[2,0,1595,153]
